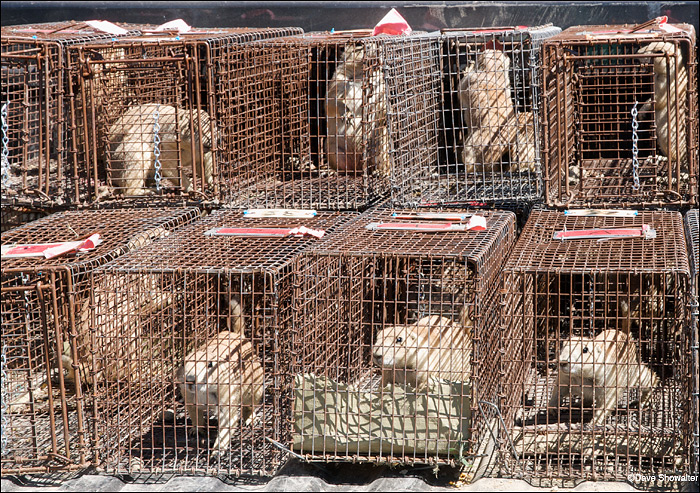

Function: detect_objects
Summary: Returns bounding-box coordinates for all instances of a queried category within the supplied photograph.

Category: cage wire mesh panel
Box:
[500,210,692,486]
[0,207,200,475]
[226,31,441,211]
[66,27,302,206]
[87,209,357,478]
[685,209,699,476]
[393,25,561,208]
[292,205,517,471]
[541,22,698,208]
[1,205,51,233]
[0,21,148,210]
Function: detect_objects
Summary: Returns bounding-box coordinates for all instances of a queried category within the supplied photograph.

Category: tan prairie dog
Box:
[637,41,688,168]
[458,49,536,173]
[176,330,264,455]
[549,329,659,426]
[371,308,473,390]
[107,104,214,196]
[325,43,391,178]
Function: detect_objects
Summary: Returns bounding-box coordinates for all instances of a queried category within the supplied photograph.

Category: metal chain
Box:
[153,104,162,192]
[631,102,641,191]
[2,101,10,190]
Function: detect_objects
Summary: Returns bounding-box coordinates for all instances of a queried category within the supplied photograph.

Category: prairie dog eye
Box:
[582,347,589,354]
[207,362,214,368]
[395,337,403,344]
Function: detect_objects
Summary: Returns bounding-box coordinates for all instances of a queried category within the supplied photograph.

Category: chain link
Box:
[153,104,162,192]
[631,101,641,191]
[2,101,11,190]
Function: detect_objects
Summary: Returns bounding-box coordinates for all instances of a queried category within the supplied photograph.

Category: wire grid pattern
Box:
[500,210,692,485]
[226,32,443,211]
[0,207,200,475]
[1,205,51,233]
[292,206,517,466]
[685,209,699,476]
[66,27,302,206]
[0,21,147,209]
[86,210,357,478]
[541,24,698,208]
[394,25,561,207]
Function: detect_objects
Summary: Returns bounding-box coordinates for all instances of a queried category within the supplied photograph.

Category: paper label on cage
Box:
[366,222,467,232]
[553,225,655,240]
[2,233,102,259]
[244,209,317,219]
[391,213,472,222]
[205,227,325,239]
[564,209,638,217]
[84,20,129,35]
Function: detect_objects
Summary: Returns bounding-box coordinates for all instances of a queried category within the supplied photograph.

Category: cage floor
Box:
[508,366,687,480]
[1,377,90,473]
[230,175,380,210]
[101,376,287,478]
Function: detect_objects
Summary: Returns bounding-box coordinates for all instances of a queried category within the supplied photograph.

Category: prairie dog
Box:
[107,104,214,196]
[458,49,536,173]
[372,308,473,390]
[549,329,659,426]
[637,41,688,168]
[325,44,391,177]
[176,330,264,455]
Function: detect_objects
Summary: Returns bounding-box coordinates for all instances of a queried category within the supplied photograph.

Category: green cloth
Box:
[292,373,471,459]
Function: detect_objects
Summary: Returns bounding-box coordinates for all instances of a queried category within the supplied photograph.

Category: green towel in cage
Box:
[292,373,471,458]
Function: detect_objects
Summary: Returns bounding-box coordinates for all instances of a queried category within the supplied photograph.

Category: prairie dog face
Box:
[558,337,597,379]
[177,359,220,408]
[372,325,422,371]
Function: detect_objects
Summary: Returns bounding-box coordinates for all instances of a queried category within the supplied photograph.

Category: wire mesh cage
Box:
[541,21,698,208]
[391,25,561,208]
[500,210,692,486]
[66,27,303,206]
[0,207,200,475]
[0,21,149,209]
[685,209,699,476]
[1,204,51,233]
[226,30,442,211]
[86,209,356,478]
[291,205,517,472]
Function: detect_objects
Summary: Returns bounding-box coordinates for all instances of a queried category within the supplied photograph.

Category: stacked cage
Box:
[226,31,442,211]
[66,27,302,206]
[541,22,698,208]
[501,210,692,486]
[1,21,148,227]
[0,207,199,475]
[684,209,698,476]
[391,25,561,208]
[1,206,50,233]
[87,209,356,477]
[292,206,517,471]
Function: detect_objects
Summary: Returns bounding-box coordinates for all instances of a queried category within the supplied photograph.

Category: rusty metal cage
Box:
[500,210,692,486]
[0,207,200,475]
[1,204,51,233]
[65,27,303,206]
[685,209,699,476]
[291,206,517,472]
[86,209,356,478]
[0,21,149,209]
[226,31,442,211]
[541,22,698,208]
[392,25,561,207]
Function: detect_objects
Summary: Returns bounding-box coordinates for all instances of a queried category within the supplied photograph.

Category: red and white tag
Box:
[366,216,487,232]
[2,233,103,259]
[553,225,656,240]
[205,226,325,239]
[372,8,412,36]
